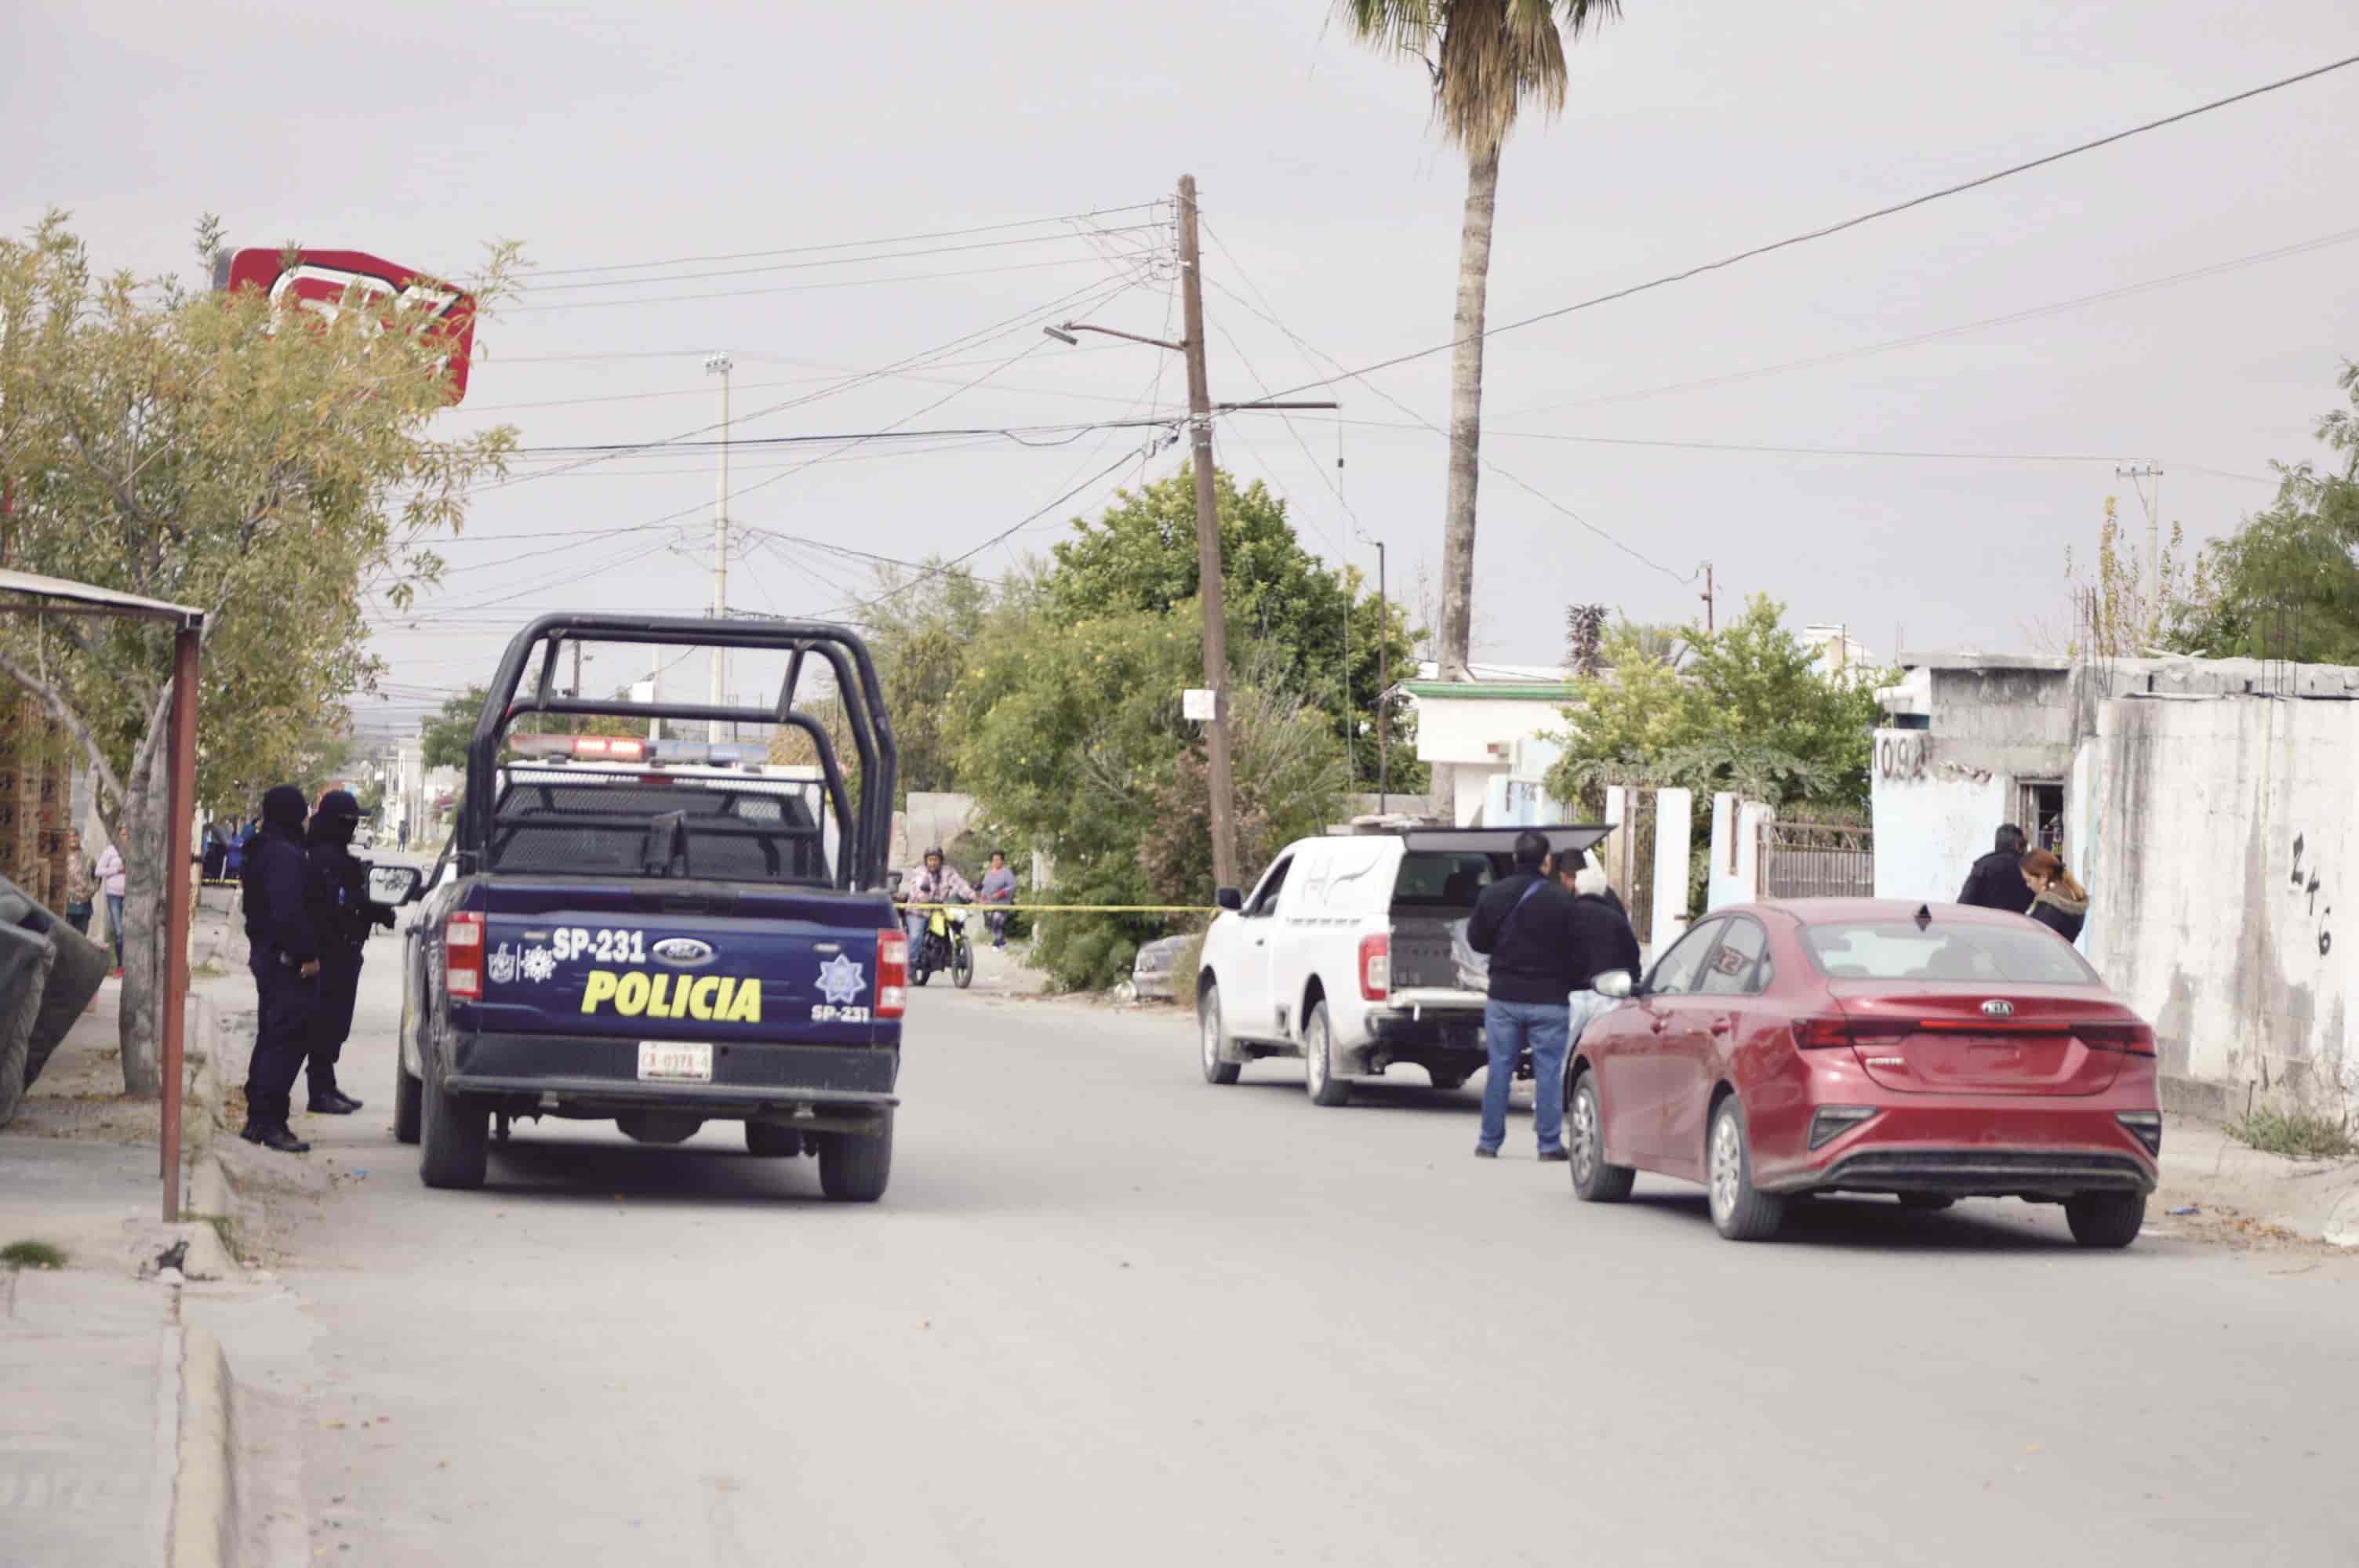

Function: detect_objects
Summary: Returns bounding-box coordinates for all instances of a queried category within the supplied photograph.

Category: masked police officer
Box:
[241,786,326,1153]
[304,789,391,1114]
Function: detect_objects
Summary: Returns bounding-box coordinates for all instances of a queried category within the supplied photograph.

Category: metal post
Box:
[706,353,734,742]
[1700,562,1715,634]
[569,639,583,736]
[159,626,199,1221]
[1176,174,1237,890]
[1375,539,1389,815]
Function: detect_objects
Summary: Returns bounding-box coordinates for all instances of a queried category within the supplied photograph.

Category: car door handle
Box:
[1649,1019,1666,1034]
[1709,1018,1732,1036]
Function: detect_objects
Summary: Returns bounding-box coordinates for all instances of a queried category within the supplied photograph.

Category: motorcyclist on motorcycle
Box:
[904,848,975,971]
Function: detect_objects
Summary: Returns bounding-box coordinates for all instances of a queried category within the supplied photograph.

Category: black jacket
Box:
[2029,892,2087,944]
[1467,871,1584,1004]
[1957,850,2030,913]
[241,824,323,964]
[305,836,388,957]
[1568,894,1643,992]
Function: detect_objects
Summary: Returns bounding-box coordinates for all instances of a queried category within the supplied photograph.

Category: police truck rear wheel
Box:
[418,1065,489,1190]
[817,1112,892,1202]
[393,1055,422,1146]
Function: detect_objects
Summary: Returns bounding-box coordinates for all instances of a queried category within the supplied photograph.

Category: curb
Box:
[170,1325,238,1568]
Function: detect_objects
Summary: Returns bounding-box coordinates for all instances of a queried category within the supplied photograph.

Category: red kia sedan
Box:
[1565,899,2161,1247]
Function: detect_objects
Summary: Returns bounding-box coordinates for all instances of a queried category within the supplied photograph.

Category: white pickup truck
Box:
[1195,825,1611,1106]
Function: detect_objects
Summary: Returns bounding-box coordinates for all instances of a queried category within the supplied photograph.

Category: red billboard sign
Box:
[221,247,478,403]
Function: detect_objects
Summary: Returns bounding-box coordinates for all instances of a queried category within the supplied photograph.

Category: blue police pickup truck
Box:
[391,615,907,1201]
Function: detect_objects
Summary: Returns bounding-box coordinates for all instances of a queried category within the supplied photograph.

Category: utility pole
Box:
[647,647,663,745]
[1699,563,1716,635]
[2117,461,2165,632]
[1373,539,1389,815]
[706,352,734,742]
[1176,173,1238,891]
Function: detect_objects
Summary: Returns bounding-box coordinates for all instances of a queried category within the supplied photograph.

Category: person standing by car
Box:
[1562,863,1642,1049]
[1957,823,2030,911]
[304,789,391,1115]
[2021,849,2088,943]
[241,786,327,1153]
[1466,829,1583,1163]
[979,851,1018,949]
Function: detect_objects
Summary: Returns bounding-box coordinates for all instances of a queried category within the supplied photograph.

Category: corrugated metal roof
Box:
[0,569,203,624]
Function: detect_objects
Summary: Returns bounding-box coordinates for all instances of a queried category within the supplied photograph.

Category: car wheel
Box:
[392,1052,422,1146]
[1198,984,1241,1085]
[1896,1192,1955,1212]
[1427,1067,1470,1092]
[417,1058,489,1191]
[1568,1071,1636,1203]
[817,1112,892,1202]
[745,1121,802,1158]
[2064,1191,2145,1249]
[1707,1098,1786,1241]
[951,938,975,990]
[1303,1000,1350,1108]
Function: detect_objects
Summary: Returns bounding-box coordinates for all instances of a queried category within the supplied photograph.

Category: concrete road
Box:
[205,947,2359,1566]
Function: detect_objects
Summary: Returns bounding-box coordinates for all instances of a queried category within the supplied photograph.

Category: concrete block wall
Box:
[2084,695,2357,1117]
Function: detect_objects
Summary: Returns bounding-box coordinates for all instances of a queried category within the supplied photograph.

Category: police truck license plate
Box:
[637,1042,713,1083]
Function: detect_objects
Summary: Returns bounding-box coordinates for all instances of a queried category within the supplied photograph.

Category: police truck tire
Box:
[418,1064,489,1190]
[393,1055,422,1145]
[817,1112,892,1202]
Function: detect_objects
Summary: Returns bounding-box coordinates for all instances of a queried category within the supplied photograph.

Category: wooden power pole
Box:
[1177,174,1238,891]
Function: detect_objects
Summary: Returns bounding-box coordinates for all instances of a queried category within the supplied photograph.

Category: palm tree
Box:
[1341,0,1623,679]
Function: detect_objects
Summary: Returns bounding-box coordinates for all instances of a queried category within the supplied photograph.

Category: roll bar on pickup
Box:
[460,615,899,891]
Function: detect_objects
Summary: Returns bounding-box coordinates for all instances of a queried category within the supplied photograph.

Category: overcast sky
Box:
[10,1,2358,739]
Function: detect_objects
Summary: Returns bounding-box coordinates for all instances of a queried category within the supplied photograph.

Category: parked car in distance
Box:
[1565,898,2161,1247]
[1132,935,1191,1002]
[1196,825,1611,1105]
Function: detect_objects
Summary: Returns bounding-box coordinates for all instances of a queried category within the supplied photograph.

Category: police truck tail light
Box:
[446,911,484,1000]
[1359,934,1391,1002]
[877,930,908,1019]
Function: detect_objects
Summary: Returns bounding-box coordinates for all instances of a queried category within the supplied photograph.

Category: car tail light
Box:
[2116,1111,2163,1154]
[2077,1021,2157,1055]
[877,930,907,1019]
[1792,1016,1910,1049]
[1809,1106,1877,1149]
[1359,934,1390,1002]
[445,910,484,1000]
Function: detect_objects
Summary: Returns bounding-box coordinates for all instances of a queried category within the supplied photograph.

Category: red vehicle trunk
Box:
[1826,982,2136,1097]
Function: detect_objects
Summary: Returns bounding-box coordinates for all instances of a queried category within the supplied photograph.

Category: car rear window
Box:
[489,768,834,886]
[1803,920,2096,985]
[1392,852,1507,908]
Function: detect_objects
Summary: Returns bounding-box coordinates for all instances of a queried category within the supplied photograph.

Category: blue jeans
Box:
[106,894,125,967]
[1480,998,1571,1154]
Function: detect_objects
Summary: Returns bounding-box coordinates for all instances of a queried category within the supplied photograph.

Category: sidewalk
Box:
[0,901,264,1567]
[2152,1112,2359,1249]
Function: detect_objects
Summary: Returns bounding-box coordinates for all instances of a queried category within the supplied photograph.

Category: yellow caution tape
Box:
[900,902,1216,915]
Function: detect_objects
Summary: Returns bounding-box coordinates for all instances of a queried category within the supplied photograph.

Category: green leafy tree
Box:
[2171,361,2359,663]
[1340,0,1625,678]
[858,557,998,798]
[1044,468,1423,788]
[420,686,489,771]
[0,213,518,1092]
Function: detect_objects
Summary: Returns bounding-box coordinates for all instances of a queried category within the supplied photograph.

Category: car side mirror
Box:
[1215,887,1244,912]
[1594,969,1635,1000]
[368,866,425,907]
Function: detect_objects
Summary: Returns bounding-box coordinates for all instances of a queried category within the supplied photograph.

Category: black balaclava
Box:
[310,789,362,848]
[260,786,310,838]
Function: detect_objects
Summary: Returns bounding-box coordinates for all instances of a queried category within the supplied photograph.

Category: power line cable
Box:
[520,225,1165,293]
[530,204,1164,278]
[1256,53,2359,401]
[503,252,1160,314]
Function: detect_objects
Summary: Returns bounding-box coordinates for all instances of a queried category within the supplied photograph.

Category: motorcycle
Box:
[909,897,976,990]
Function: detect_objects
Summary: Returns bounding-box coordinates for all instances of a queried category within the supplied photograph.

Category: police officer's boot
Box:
[239,1095,311,1154]
[307,1069,363,1116]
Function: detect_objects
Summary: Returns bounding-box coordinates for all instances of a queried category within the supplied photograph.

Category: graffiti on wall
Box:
[2290,833,2331,957]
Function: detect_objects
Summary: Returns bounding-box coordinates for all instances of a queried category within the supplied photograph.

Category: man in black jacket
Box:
[304,789,391,1115]
[1466,830,1582,1162]
[241,786,326,1153]
[1957,824,2030,911]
